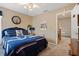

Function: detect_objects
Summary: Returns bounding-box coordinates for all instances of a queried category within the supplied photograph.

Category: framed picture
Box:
[40,21,47,30]
[12,16,21,24]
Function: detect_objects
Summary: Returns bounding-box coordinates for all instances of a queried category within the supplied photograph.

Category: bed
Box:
[2,27,48,56]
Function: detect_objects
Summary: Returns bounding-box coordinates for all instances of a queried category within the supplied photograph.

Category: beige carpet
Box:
[38,37,71,56]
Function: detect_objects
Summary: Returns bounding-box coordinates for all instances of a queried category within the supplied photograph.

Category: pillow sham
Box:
[16,30,23,36]
[4,30,16,36]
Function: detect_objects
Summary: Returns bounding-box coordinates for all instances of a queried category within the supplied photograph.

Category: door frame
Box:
[56,10,72,45]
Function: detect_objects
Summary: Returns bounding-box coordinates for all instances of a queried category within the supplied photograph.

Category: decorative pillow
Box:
[5,31,8,35]
[16,30,23,36]
[22,30,28,35]
[4,30,16,36]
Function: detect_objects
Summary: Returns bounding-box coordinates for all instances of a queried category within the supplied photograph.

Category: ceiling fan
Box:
[17,3,39,11]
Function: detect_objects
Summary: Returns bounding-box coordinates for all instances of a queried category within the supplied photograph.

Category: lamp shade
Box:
[29,27,35,31]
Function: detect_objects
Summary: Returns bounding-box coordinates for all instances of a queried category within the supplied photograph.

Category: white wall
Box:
[0,16,2,44]
[71,4,79,39]
[0,7,32,30]
[32,11,56,44]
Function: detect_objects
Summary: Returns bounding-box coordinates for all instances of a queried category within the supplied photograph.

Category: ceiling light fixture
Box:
[18,3,39,11]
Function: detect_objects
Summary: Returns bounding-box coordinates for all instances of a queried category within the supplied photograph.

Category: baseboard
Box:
[61,35,71,38]
[48,42,56,46]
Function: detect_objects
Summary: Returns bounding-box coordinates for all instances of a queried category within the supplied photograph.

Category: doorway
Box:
[56,10,71,45]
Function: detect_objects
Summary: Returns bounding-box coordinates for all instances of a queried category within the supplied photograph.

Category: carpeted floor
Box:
[38,37,71,56]
[0,37,71,56]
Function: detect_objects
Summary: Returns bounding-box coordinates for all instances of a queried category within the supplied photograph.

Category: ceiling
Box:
[58,12,71,20]
[0,3,69,16]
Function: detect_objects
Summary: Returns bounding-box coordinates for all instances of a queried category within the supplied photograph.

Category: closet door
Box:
[78,15,79,40]
[77,15,79,55]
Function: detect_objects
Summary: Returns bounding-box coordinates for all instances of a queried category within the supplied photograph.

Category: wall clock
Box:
[12,16,21,24]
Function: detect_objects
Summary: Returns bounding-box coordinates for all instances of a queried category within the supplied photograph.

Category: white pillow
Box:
[5,31,8,35]
[16,30,23,36]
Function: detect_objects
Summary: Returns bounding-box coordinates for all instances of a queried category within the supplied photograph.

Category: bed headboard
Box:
[2,27,28,38]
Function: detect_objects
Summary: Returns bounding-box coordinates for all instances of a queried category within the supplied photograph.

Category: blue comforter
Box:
[3,35,44,55]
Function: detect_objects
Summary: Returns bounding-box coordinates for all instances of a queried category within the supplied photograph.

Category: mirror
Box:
[56,10,71,44]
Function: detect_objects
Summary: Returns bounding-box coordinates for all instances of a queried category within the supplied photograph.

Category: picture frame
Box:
[12,16,21,24]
